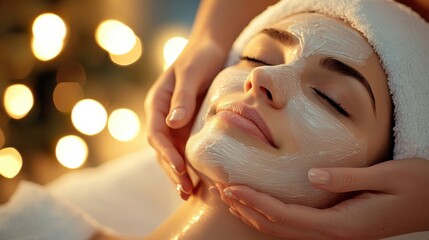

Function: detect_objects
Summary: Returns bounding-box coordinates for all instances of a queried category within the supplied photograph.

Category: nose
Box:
[244,67,286,109]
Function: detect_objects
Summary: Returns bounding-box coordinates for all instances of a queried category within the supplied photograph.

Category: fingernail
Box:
[223,188,238,200]
[168,108,186,122]
[176,184,184,195]
[170,163,182,175]
[308,168,330,185]
[209,186,220,197]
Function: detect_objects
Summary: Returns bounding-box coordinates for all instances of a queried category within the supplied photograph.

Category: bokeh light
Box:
[108,108,141,142]
[71,99,107,135]
[95,19,136,55]
[0,147,23,179]
[163,36,188,70]
[31,13,67,61]
[109,37,143,66]
[32,13,67,40]
[55,135,88,169]
[53,82,84,113]
[4,84,34,119]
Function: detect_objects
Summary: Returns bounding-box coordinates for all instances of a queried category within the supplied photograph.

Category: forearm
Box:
[190,0,279,54]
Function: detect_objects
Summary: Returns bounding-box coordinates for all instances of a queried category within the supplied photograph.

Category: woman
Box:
[142,10,394,239]
[2,0,428,239]
[146,0,429,238]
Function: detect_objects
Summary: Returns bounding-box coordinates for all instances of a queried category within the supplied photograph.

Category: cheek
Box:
[287,92,368,166]
[190,68,249,134]
[185,91,368,208]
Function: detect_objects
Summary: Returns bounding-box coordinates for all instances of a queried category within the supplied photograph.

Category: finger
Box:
[148,132,186,175]
[158,156,193,199]
[230,201,326,239]
[215,183,233,205]
[166,76,199,129]
[223,186,332,231]
[228,207,255,228]
[145,70,184,171]
[307,164,391,193]
[145,69,175,124]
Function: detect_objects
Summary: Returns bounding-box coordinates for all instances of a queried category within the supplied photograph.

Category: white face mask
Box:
[186,13,372,207]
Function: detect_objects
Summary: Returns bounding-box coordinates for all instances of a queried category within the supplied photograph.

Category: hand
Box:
[215,158,429,239]
[144,38,227,200]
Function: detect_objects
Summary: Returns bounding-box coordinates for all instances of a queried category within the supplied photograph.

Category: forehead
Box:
[269,12,374,66]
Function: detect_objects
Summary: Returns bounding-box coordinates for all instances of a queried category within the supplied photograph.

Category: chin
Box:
[185,121,348,208]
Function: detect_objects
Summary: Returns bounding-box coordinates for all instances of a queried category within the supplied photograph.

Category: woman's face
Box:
[186,13,392,207]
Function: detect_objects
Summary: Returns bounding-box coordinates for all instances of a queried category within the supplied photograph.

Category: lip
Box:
[216,103,277,148]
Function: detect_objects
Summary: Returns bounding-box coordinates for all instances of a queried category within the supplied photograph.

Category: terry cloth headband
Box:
[226,0,429,160]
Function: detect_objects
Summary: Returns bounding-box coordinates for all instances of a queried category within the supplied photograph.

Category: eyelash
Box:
[240,55,349,117]
[312,88,350,117]
[239,55,269,65]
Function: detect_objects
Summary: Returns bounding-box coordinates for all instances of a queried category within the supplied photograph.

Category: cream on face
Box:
[186,14,373,207]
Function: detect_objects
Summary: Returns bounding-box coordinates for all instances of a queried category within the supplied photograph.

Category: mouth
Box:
[215,102,277,148]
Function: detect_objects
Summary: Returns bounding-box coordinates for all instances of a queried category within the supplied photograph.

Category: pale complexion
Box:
[98,12,392,240]
[186,13,392,208]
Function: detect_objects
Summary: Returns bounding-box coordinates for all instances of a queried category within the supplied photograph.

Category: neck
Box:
[145,182,282,240]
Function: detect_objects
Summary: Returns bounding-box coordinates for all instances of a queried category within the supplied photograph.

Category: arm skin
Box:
[144,0,279,200]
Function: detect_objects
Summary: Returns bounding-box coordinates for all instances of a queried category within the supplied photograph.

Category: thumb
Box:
[307,165,388,193]
[166,75,199,129]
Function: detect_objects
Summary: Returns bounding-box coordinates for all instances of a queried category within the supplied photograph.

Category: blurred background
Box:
[0,0,199,203]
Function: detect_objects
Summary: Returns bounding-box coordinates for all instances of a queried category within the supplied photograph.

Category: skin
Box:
[144,0,429,238]
[144,0,279,200]
[96,13,395,240]
[145,0,429,199]
[185,13,392,208]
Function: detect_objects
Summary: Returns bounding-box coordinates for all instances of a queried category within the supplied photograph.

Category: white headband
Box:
[226,0,429,160]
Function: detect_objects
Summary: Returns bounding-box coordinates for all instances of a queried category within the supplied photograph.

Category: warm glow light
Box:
[31,13,67,61]
[32,13,67,40]
[163,37,188,70]
[53,82,84,113]
[4,84,34,119]
[0,147,23,179]
[71,99,107,135]
[109,37,143,66]
[108,108,141,142]
[95,19,136,55]
[32,37,64,61]
[55,135,88,169]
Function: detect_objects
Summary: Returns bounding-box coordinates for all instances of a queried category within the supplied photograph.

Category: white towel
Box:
[0,181,99,240]
[227,0,429,160]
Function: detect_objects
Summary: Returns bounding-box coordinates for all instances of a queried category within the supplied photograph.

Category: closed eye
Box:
[312,87,350,117]
[239,55,271,66]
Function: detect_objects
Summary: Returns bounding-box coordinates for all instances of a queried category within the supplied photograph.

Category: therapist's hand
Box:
[215,158,429,239]
[144,39,227,200]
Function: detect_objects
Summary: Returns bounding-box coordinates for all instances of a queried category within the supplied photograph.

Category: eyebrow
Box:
[261,28,295,46]
[319,57,376,113]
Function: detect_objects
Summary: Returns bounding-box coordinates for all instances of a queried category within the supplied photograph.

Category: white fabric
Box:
[47,147,183,237]
[0,181,98,240]
[0,147,182,239]
[227,0,429,160]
